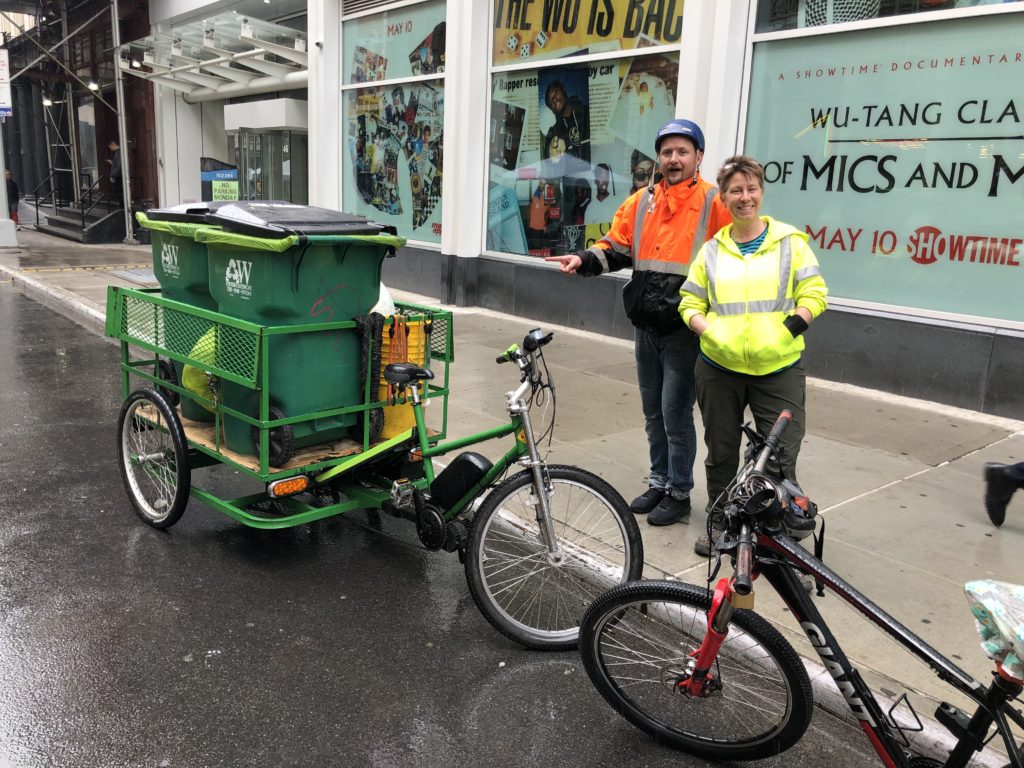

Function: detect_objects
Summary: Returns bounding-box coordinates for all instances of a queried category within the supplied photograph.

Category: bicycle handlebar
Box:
[754,410,792,472]
[733,525,755,596]
[766,410,792,448]
[496,330,554,365]
[496,343,520,365]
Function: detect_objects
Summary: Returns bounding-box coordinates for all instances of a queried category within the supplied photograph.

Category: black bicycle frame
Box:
[752,532,1024,768]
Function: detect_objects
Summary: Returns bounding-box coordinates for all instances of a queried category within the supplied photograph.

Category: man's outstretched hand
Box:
[544,253,583,274]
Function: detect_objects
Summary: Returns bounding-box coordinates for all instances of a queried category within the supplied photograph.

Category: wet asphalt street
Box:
[0,283,877,767]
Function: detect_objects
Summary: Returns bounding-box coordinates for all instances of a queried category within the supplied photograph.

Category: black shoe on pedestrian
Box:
[984,463,1016,527]
[648,495,691,526]
[630,487,665,515]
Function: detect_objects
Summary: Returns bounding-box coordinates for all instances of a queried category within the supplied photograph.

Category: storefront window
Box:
[744,12,1024,322]
[343,81,444,241]
[488,0,680,257]
[343,0,446,82]
[341,0,445,243]
[755,0,1021,33]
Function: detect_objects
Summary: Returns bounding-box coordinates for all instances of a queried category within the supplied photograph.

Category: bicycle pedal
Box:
[391,478,414,507]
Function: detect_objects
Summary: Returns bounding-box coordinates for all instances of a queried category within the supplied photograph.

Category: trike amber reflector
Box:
[268,476,309,498]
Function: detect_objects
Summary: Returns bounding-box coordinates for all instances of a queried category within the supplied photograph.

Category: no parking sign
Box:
[0,50,12,118]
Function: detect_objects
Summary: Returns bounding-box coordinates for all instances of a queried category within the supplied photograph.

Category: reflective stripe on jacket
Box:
[577,176,731,333]
[680,217,828,376]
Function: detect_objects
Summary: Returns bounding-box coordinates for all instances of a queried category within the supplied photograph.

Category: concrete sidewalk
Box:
[3,227,1023,759]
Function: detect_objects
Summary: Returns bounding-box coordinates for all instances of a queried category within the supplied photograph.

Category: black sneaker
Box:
[648,495,691,526]
[984,463,1016,527]
[630,487,665,515]
[694,528,722,557]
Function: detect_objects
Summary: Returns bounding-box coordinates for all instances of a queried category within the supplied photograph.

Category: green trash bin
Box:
[197,203,404,460]
[137,207,224,423]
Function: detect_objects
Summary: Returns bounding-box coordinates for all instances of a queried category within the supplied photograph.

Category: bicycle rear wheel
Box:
[579,580,812,760]
[465,465,643,650]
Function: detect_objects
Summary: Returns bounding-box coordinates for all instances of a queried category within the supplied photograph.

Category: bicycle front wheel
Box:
[465,465,643,650]
[579,580,812,760]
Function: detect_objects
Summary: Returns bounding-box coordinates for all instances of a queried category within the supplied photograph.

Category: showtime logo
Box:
[160,243,180,278]
[907,226,1022,267]
[224,258,253,298]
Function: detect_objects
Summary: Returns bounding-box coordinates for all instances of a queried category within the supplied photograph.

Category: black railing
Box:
[31,170,71,229]
[31,172,141,236]
[80,176,116,229]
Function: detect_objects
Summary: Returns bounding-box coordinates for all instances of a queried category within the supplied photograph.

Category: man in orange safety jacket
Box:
[546,119,731,526]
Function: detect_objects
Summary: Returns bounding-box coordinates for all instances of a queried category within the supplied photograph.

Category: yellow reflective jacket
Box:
[680,217,828,376]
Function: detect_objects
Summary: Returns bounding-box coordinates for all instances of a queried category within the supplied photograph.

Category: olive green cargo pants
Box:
[695,356,806,523]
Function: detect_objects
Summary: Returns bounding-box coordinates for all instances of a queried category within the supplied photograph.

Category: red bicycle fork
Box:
[678,577,755,696]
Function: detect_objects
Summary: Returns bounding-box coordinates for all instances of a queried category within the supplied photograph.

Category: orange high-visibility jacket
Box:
[578,176,731,333]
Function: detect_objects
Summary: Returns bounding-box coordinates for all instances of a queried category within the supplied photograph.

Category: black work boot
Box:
[694,509,725,556]
[984,463,1016,527]
[630,487,665,515]
[648,495,691,526]
[693,528,722,557]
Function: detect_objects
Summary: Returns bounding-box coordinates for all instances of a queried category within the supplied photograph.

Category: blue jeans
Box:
[634,327,699,499]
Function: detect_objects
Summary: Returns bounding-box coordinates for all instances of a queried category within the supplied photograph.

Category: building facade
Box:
[144,0,1024,416]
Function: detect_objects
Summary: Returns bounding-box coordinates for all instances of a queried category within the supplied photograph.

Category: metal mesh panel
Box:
[119,294,260,383]
[427,315,452,362]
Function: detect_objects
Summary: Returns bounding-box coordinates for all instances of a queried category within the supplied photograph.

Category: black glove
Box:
[783,313,809,338]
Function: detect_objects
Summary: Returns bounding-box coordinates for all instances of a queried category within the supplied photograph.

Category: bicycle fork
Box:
[677,576,752,697]
[506,387,563,562]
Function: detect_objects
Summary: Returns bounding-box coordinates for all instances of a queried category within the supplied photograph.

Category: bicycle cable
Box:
[532,350,557,458]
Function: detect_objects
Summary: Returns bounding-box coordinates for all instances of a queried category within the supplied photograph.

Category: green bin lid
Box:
[206,201,392,239]
[142,201,235,224]
[136,211,221,238]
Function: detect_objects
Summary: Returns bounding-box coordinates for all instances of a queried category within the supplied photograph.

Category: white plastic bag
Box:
[965,580,1024,681]
[371,282,396,316]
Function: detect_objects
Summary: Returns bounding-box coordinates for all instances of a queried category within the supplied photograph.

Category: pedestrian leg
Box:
[746,362,806,485]
[635,328,668,492]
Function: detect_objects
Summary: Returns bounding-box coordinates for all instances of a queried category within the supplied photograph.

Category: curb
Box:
[0,263,107,337]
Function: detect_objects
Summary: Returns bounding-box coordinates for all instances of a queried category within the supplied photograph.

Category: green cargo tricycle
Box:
[106,273,642,650]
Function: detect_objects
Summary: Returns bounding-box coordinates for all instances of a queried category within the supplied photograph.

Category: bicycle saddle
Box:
[965,580,1024,682]
[383,362,435,384]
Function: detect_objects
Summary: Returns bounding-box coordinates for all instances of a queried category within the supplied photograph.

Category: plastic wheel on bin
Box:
[117,388,191,528]
[252,405,295,468]
[156,359,180,407]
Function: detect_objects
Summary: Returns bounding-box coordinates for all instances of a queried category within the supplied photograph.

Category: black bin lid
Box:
[205,201,389,238]
[145,201,235,224]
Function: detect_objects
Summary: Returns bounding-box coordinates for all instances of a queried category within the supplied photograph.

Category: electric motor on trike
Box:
[106,205,643,649]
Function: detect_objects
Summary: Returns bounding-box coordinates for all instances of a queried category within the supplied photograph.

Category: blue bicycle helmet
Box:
[654,119,705,154]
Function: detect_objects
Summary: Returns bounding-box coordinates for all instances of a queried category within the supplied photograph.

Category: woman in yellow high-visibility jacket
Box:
[680,155,828,557]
